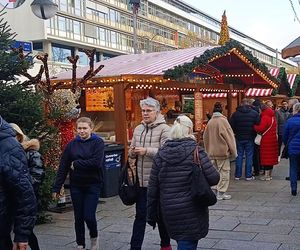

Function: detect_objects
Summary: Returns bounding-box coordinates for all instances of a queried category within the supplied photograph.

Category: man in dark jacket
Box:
[230,99,260,180]
[0,116,37,250]
[275,100,289,158]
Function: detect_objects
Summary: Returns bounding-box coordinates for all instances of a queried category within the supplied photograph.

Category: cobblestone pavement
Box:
[32,158,300,250]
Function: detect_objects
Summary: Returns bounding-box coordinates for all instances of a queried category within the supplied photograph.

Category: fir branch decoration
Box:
[164,40,278,88]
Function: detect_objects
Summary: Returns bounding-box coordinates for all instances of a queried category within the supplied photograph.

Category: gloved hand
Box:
[147,220,156,230]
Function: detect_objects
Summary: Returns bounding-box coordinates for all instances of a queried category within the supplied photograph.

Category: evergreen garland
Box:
[164,40,278,87]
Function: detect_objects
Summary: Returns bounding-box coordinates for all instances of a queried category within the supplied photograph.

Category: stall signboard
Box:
[194,92,203,131]
[86,89,114,111]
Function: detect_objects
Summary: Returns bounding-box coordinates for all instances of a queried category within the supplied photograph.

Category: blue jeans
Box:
[235,140,254,178]
[177,240,198,250]
[70,185,101,247]
[130,187,170,249]
[289,155,300,192]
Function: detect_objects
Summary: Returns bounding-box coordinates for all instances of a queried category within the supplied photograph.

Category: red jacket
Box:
[254,108,278,166]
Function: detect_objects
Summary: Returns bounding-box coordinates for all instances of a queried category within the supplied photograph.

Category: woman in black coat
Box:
[147,115,220,250]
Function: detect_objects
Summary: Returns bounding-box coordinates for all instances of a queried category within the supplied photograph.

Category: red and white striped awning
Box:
[287,74,297,88]
[269,68,280,78]
[202,93,238,98]
[245,88,273,97]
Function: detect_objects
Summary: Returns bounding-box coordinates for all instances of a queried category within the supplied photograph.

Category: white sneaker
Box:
[217,193,232,200]
[90,237,99,250]
[246,176,255,181]
[77,246,85,250]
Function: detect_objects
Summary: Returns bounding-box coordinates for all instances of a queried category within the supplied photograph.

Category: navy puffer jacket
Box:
[283,113,300,156]
[230,105,260,141]
[147,138,220,241]
[0,117,37,242]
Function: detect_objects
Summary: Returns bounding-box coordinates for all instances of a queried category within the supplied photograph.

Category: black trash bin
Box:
[101,143,124,198]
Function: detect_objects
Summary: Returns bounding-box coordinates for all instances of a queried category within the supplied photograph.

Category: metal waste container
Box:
[101,143,124,198]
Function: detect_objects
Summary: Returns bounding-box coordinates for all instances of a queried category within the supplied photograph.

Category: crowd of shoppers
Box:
[2,95,300,250]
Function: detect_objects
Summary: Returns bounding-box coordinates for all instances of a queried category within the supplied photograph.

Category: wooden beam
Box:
[226,84,233,118]
[113,83,128,160]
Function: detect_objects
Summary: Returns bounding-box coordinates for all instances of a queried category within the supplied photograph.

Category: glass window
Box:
[59,0,67,12]
[109,9,116,23]
[74,0,81,16]
[78,51,89,65]
[73,20,80,34]
[58,16,66,31]
[52,45,73,63]
[33,42,43,51]
[111,31,117,48]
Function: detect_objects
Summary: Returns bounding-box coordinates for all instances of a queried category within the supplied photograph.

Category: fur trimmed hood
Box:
[21,139,40,151]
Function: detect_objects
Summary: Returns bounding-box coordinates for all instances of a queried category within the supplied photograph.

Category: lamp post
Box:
[30,0,58,20]
[129,0,140,54]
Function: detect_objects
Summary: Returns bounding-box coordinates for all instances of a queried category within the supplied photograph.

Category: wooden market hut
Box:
[51,41,279,150]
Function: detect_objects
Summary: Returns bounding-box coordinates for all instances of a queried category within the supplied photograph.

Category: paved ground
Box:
[31,158,300,250]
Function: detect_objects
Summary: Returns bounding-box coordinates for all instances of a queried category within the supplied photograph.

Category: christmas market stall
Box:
[51,40,280,150]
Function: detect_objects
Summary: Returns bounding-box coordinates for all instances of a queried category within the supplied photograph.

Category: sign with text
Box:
[12,40,32,52]
[86,89,114,111]
[194,92,203,131]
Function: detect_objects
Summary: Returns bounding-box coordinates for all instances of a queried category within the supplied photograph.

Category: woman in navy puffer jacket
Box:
[0,116,37,250]
[283,103,300,196]
[147,115,220,250]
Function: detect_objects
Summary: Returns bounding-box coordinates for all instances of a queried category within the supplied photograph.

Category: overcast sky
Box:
[183,0,300,50]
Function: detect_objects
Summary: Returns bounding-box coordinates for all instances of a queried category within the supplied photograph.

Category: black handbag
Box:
[118,159,139,206]
[191,147,217,207]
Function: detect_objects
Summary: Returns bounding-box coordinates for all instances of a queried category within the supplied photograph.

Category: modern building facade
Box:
[4,0,296,75]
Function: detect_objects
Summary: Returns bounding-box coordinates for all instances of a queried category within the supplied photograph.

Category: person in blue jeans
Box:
[52,117,104,250]
[230,98,260,180]
[283,103,300,196]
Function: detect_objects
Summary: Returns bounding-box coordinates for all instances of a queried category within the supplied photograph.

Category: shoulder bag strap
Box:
[193,146,203,171]
[262,117,274,136]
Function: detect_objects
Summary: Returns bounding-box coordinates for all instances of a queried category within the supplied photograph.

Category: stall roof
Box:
[52,41,279,90]
[281,36,300,59]
[52,46,215,81]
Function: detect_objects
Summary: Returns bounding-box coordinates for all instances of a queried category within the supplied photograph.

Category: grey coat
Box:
[130,114,170,187]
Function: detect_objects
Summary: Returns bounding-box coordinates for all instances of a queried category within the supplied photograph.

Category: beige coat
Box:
[129,114,170,187]
[203,112,237,160]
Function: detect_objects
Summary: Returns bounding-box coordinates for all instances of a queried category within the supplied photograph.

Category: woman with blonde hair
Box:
[147,115,220,250]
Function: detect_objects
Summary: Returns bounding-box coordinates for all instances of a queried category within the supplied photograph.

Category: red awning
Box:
[287,74,297,88]
[245,88,273,97]
[202,93,238,98]
[269,68,280,78]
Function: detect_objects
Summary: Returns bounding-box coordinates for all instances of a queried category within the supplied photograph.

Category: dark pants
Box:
[289,155,300,192]
[70,184,101,247]
[177,240,198,250]
[278,134,283,156]
[29,231,40,250]
[0,233,13,250]
[130,187,170,249]
[253,144,260,175]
